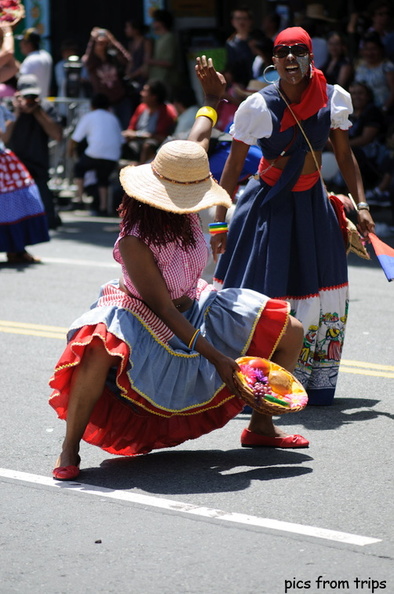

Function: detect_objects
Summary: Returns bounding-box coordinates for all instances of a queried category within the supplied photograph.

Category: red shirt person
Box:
[122,79,177,164]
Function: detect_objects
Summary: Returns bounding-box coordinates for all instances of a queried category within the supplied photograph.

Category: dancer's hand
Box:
[212,354,241,397]
[357,209,375,238]
[210,231,228,261]
[195,55,226,103]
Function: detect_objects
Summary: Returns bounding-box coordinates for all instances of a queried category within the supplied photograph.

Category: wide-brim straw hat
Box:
[119,140,232,214]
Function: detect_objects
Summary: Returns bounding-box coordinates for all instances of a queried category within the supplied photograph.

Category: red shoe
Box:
[53,456,81,481]
[241,428,309,448]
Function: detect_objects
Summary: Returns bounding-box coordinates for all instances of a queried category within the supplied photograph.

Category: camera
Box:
[23,94,39,106]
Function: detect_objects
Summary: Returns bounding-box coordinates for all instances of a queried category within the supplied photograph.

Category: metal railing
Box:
[46,98,91,195]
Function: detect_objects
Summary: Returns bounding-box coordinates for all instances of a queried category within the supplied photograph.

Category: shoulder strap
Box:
[275,84,321,173]
[276,84,358,211]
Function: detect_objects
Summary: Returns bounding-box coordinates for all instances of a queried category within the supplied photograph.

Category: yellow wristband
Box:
[195,106,218,127]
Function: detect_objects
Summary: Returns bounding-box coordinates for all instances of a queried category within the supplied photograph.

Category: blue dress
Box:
[214,84,351,405]
[0,105,49,254]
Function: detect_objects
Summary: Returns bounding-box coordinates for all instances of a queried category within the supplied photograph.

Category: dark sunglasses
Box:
[273,44,309,58]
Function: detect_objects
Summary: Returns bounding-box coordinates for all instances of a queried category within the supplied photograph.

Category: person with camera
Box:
[4,74,63,230]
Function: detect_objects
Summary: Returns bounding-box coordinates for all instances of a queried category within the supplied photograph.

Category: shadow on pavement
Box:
[65,447,314,494]
[275,397,394,432]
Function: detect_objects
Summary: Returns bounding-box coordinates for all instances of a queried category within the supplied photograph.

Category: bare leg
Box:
[248,315,304,437]
[55,337,116,468]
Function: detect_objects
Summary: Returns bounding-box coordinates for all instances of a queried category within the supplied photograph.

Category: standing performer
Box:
[212,28,375,405]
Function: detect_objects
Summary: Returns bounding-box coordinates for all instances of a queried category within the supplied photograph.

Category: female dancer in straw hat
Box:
[49,57,307,481]
[211,27,375,406]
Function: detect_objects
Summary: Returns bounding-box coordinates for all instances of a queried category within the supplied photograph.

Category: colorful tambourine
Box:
[234,356,308,415]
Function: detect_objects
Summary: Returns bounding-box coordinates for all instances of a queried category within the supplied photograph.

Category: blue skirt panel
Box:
[214,176,348,299]
[67,281,268,413]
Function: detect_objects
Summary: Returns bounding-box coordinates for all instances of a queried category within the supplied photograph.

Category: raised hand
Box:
[195,55,226,102]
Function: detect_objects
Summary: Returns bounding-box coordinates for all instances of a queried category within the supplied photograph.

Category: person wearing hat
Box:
[49,56,308,481]
[17,28,52,98]
[4,73,63,230]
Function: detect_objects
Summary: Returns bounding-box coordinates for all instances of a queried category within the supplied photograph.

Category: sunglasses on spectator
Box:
[273,44,309,58]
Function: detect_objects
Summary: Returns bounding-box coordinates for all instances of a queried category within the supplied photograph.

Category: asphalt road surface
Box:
[1,211,393,594]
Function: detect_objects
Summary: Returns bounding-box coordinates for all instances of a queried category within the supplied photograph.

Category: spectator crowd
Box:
[1,1,394,252]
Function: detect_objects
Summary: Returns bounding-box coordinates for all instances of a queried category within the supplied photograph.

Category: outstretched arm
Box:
[189,59,252,261]
[105,29,131,64]
[187,55,226,152]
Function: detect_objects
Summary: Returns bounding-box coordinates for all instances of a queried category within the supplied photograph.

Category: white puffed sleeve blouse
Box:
[229,84,353,146]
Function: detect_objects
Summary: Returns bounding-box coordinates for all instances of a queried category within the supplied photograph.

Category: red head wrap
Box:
[273,27,328,132]
[274,26,312,51]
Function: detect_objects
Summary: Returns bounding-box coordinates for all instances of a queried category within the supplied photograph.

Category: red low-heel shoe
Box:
[53,456,81,481]
[241,428,309,448]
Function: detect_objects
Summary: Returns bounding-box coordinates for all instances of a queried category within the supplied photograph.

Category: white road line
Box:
[0,468,381,547]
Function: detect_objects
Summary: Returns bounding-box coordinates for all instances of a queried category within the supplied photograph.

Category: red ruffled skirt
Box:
[49,295,289,456]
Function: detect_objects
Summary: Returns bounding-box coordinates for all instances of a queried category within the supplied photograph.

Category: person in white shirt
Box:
[68,93,124,215]
[17,28,52,98]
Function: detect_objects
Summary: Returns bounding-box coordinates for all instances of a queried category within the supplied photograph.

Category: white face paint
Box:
[296,55,310,77]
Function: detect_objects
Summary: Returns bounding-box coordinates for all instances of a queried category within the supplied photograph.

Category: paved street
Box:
[1,211,393,594]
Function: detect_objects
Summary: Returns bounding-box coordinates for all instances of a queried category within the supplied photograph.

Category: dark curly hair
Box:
[118,195,197,249]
